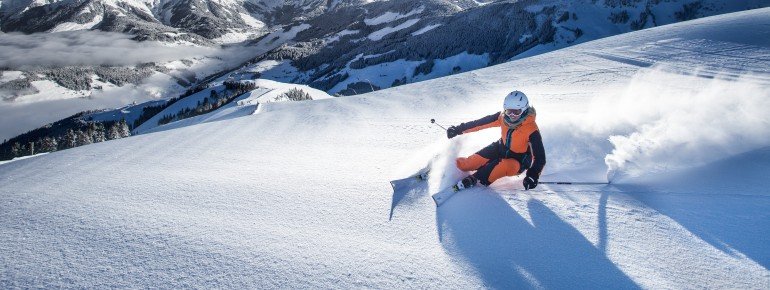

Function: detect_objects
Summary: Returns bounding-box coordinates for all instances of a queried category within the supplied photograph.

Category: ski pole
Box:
[430,118,447,130]
[539,181,610,185]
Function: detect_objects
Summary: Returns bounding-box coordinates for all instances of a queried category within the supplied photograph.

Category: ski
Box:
[388,161,471,207]
[389,168,430,191]
[431,184,462,207]
[539,181,610,185]
[389,167,432,220]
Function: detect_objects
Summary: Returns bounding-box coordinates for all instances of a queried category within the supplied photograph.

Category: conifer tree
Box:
[92,127,107,143]
[118,120,131,138]
[108,123,121,140]
[39,137,58,152]
[76,129,93,146]
[62,129,77,149]
[10,142,21,157]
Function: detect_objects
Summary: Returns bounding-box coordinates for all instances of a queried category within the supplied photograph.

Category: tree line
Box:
[0,84,210,161]
[276,87,312,101]
[1,118,130,161]
[158,81,258,126]
[0,80,258,161]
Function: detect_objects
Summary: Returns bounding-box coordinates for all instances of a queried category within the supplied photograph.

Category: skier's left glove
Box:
[523,175,538,190]
[446,126,461,139]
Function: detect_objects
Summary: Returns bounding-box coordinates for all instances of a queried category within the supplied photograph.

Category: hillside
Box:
[1,8,769,288]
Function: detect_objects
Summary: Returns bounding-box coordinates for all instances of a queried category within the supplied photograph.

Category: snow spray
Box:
[597,67,770,182]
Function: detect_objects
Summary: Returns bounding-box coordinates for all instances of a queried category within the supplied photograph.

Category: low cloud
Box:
[0,30,216,69]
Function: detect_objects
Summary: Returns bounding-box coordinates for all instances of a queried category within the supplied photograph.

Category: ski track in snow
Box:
[1,8,770,289]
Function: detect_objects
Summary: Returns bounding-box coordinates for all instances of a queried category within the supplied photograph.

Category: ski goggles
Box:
[504,108,525,118]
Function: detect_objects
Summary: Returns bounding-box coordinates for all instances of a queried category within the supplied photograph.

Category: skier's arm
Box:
[455,112,501,134]
[527,130,546,178]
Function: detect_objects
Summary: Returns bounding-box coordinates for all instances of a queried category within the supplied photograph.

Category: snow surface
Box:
[324,29,358,44]
[48,15,103,32]
[363,6,424,26]
[211,13,266,44]
[239,12,265,29]
[0,70,23,84]
[17,80,89,102]
[411,23,441,36]
[246,60,304,83]
[328,51,489,94]
[212,32,255,44]
[367,18,420,41]
[132,79,332,134]
[1,8,770,289]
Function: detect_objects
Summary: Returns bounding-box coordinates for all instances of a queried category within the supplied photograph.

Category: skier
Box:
[446,90,546,190]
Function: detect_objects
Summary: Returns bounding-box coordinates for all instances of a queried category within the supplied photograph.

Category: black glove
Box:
[446,126,461,139]
[523,175,538,190]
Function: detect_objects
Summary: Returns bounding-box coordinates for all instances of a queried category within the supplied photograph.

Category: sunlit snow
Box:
[1,8,769,289]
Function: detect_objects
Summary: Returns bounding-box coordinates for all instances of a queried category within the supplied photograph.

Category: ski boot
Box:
[453,175,478,191]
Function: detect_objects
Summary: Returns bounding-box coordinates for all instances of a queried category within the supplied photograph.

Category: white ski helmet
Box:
[503,90,529,110]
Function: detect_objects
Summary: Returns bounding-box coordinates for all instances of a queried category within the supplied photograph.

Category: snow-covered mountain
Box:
[1,8,769,288]
[0,1,768,145]
[0,0,310,41]
[226,0,770,95]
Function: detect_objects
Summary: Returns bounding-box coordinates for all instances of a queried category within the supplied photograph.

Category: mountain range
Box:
[1,0,768,157]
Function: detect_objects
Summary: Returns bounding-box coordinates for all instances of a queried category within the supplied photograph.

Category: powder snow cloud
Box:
[601,68,770,181]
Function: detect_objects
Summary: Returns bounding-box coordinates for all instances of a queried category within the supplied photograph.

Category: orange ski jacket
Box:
[455,111,546,178]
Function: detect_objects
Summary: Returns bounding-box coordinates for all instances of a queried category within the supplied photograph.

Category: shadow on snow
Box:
[436,189,640,289]
[389,176,429,220]
[619,146,770,270]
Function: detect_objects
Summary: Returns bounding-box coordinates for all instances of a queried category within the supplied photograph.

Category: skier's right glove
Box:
[523,176,538,190]
[447,126,461,139]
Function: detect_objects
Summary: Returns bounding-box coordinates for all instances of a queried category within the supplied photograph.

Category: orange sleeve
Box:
[457,112,501,134]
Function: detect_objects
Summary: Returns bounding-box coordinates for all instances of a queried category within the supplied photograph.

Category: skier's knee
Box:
[455,157,473,171]
[456,154,487,171]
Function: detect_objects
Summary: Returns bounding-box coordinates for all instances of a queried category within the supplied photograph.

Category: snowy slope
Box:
[134,79,333,134]
[1,8,770,289]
